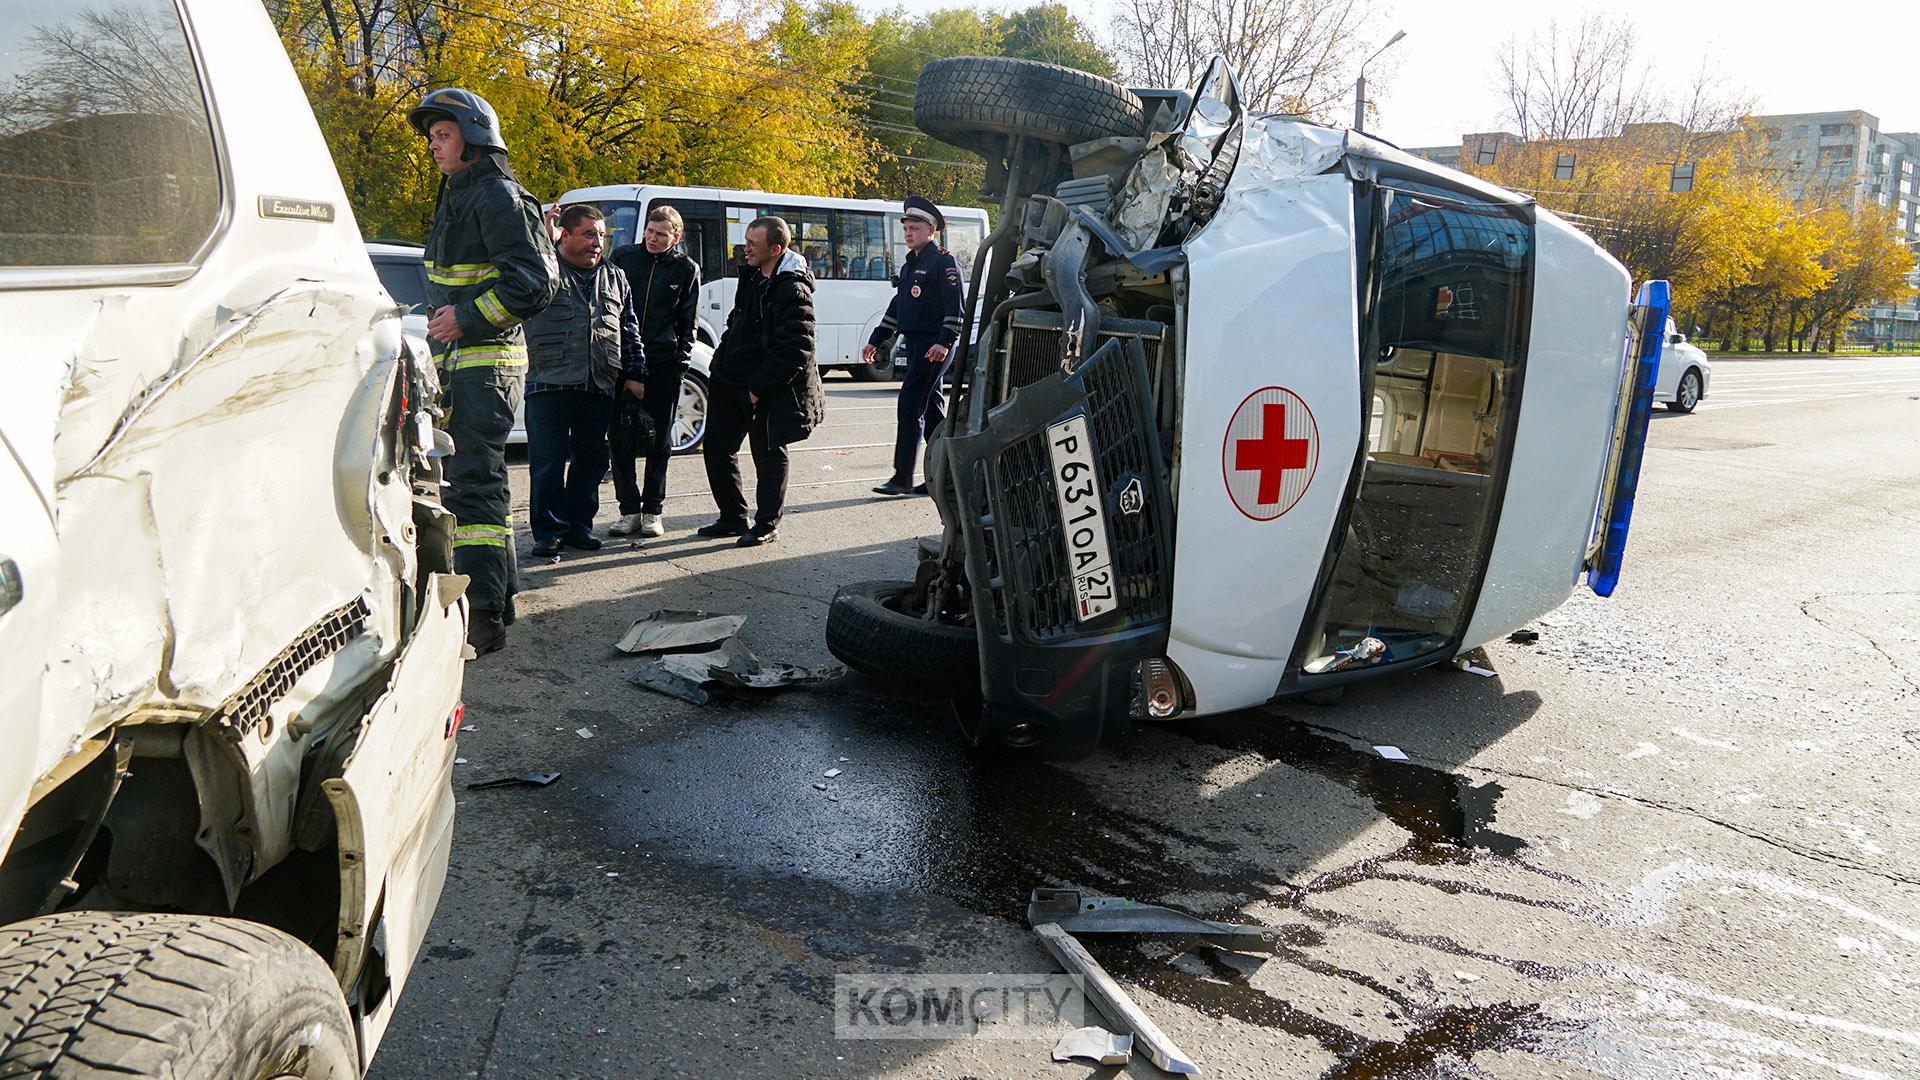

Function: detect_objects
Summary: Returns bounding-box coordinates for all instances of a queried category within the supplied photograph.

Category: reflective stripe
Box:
[474,287,518,329]
[454,522,511,548]
[445,344,528,371]
[427,261,500,286]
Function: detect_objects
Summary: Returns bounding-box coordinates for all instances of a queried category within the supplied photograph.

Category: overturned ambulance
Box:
[827,57,1667,758]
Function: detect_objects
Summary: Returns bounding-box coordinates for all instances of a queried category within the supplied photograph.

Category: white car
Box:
[366,240,714,450]
[1655,318,1711,413]
[4,2,461,1074]
[829,56,1672,757]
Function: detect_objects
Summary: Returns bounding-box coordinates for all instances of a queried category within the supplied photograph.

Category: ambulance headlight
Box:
[1131,657,1187,720]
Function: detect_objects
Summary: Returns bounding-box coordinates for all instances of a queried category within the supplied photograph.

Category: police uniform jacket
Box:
[868,243,964,351]
[423,152,558,373]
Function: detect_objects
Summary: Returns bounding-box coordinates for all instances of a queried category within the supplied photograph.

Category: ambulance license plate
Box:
[1045,414,1117,622]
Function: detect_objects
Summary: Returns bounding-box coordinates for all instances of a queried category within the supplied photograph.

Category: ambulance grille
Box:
[217,598,371,737]
[990,344,1170,641]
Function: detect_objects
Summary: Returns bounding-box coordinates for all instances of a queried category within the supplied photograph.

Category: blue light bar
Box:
[1588,279,1669,597]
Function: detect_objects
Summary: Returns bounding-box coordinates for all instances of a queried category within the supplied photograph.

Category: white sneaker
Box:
[637,513,665,538]
[607,514,642,536]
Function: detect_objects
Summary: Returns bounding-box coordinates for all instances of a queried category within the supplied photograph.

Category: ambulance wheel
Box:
[0,911,357,1079]
[914,56,1146,155]
[1666,368,1701,413]
[827,580,978,696]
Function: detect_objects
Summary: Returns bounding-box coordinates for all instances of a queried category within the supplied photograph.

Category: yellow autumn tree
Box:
[270,0,880,240]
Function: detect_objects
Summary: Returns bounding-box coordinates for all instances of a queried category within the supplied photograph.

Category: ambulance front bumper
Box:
[943,340,1175,754]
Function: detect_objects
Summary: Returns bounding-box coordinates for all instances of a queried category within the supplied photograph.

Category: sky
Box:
[852,0,1920,148]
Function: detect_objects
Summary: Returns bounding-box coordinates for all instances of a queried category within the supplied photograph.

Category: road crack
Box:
[660,556,834,607]
[1799,591,1920,698]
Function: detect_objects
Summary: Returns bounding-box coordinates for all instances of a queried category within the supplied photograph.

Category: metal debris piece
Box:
[1508,628,1540,644]
[466,772,561,790]
[1052,1026,1133,1065]
[1374,745,1409,761]
[1034,923,1198,1075]
[575,727,595,739]
[1452,657,1497,678]
[1028,888,1279,952]
[626,638,845,705]
[614,610,747,654]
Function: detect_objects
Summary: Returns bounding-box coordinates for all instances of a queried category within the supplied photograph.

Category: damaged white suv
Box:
[828,57,1669,758]
[1,1,462,1075]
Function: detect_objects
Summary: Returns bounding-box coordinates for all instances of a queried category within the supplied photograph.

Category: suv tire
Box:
[0,911,356,1079]
[826,580,978,695]
[914,56,1146,155]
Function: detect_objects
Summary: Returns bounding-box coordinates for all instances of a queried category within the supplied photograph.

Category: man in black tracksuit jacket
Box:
[698,216,826,547]
[607,205,701,537]
[408,88,557,656]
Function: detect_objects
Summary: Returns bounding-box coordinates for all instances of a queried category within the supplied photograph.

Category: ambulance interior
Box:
[1300,191,1530,674]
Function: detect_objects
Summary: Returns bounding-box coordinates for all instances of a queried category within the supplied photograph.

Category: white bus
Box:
[555,184,990,381]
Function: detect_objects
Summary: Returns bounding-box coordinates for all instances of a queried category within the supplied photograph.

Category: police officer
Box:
[408,88,558,657]
[866,195,964,497]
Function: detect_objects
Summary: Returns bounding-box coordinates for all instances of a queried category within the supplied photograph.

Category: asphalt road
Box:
[369,356,1920,1079]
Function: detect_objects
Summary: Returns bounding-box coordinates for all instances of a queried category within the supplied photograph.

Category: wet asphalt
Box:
[368,356,1920,1079]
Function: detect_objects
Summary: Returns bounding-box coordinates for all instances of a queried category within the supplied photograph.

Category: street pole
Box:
[1352,30,1406,133]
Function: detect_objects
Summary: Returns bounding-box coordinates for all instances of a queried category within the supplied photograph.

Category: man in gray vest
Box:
[523,204,646,558]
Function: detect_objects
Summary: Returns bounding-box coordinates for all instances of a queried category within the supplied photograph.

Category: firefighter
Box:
[408,88,558,657]
[865,194,964,497]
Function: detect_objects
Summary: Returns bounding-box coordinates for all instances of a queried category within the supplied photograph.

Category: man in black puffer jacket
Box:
[698,216,826,548]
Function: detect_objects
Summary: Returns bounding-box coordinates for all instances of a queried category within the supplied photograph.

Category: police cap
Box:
[902,194,945,233]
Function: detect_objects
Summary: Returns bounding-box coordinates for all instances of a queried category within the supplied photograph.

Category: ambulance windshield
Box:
[1299,188,1535,674]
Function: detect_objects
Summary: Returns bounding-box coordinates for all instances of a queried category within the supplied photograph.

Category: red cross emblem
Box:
[1223,387,1319,521]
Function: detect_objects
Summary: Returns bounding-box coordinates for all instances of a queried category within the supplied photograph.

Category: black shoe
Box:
[736,524,779,547]
[563,533,603,551]
[872,479,913,496]
[466,609,506,657]
[530,538,563,558]
[910,482,929,496]
[697,519,750,537]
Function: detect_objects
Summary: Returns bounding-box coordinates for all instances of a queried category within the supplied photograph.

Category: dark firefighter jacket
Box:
[423,152,558,372]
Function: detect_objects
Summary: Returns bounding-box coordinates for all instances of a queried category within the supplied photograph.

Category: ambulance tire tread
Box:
[826,580,978,696]
[0,911,357,1079]
[914,56,1146,153]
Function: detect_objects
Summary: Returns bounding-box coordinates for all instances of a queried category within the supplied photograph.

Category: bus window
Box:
[648,197,727,281]
[589,201,640,250]
[946,217,985,275]
[831,209,891,281]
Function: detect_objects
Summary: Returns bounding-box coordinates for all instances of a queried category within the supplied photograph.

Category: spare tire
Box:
[826,580,979,696]
[915,56,1146,153]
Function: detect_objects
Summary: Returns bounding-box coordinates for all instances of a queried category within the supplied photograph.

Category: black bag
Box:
[617,391,655,447]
